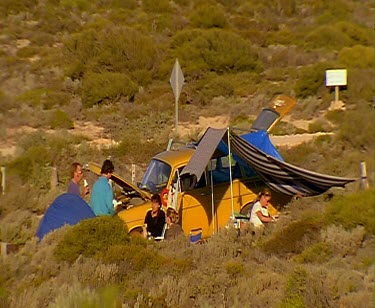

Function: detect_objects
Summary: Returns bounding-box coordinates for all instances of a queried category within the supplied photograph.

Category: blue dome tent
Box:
[36,193,96,240]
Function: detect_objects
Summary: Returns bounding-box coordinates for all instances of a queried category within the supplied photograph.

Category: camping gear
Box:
[36,193,96,240]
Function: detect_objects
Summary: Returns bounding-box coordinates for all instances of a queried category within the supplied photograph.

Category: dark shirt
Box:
[144,209,166,238]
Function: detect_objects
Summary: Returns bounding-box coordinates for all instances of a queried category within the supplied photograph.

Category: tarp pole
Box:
[210,160,215,235]
[227,128,235,219]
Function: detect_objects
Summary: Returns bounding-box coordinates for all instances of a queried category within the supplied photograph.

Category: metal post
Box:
[1,166,6,195]
[227,128,235,220]
[210,160,215,235]
[175,96,178,134]
[360,162,369,190]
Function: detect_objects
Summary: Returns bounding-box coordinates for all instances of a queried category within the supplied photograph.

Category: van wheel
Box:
[240,202,254,216]
[130,227,145,238]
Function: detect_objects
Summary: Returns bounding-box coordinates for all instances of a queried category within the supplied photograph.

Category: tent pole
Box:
[210,160,215,235]
[227,128,235,220]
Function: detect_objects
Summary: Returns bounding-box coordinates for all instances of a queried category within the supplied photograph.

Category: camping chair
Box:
[189,228,203,244]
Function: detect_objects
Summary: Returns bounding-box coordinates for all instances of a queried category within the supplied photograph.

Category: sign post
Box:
[325,69,347,102]
[169,59,184,134]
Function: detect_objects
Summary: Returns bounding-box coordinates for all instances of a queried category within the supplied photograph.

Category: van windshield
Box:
[139,159,171,193]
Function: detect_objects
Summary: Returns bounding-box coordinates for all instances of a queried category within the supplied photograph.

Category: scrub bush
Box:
[189,4,227,29]
[294,63,330,98]
[324,190,375,235]
[49,110,74,129]
[338,45,374,69]
[81,72,138,107]
[54,216,130,263]
[294,242,333,264]
[261,215,322,256]
[171,29,262,77]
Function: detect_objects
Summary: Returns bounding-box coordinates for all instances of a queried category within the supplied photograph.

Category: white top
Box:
[250,201,269,228]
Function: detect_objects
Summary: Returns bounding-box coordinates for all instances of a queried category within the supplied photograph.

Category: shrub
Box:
[294,63,332,98]
[294,242,333,264]
[324,190,375,235]
[280,266,308,308]
[189,4,227,29]
[49,109,74,129]
[54,216,130,263]
[335,103,374,150]
[308,118,332,133]
[142,0,170,13]
[81,72,138,107]
[64,26,158,82]
[338,45,374,69]
[304,25,351,51]
[322,225,366,257]
[261,215,322,256]
[171,29,262,77]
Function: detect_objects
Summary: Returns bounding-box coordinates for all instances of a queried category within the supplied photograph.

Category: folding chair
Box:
[189,228,203,244]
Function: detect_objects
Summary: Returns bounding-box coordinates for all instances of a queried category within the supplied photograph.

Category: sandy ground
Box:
[0,116,326,158]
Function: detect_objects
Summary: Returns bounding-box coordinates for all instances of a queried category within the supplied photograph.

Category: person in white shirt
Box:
[250,188,275,231]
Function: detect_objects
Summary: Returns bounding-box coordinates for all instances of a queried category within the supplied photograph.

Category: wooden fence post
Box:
[50,166,58,190]
[360,161,369,190]
[1,166,5,195]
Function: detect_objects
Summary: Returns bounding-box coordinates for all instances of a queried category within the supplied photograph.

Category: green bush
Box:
[81,72,138,107]
[338,45,374,69]
[308,118,332,133]
[304,25,351,50]
[142,0,170,13]
[60,0,90,10]
[261,215,322,256]
[0,0,37,16]
[325,190,375,235]
[171,29,261,77]
[189,4,227,29]
[54,216,130,263]
[49,110,74,129]
[64,26,158,85]
[335,103,374,150]
[294,63,331,98]
[280,267,308,308]
[294,242,333,264]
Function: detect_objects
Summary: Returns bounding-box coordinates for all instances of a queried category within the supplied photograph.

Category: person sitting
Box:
[164,207,184,240]
[90,159,115,216]
[67,162,89,198]
[249,188,276,232]
[144,194,166,238]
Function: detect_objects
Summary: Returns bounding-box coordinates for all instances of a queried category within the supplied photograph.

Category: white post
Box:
[360,162,369,190]
[1,166,6,195]
[131,164,136,184]
[227,128,235,220]
[335,86,339,102]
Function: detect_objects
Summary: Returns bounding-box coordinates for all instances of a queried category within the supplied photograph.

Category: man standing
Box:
[67,162,90,198]
[90,159,115,216]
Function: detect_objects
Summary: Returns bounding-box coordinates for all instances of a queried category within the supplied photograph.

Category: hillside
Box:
[0,0,374,307]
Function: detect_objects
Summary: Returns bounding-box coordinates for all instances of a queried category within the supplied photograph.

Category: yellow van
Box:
[85,95,296,238]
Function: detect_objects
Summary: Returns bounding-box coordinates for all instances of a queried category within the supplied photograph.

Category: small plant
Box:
[49,109,74,129]
[294,242,333,264]
[54,216,130,263]
[325,190,374,235]
[189,4,227,29]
